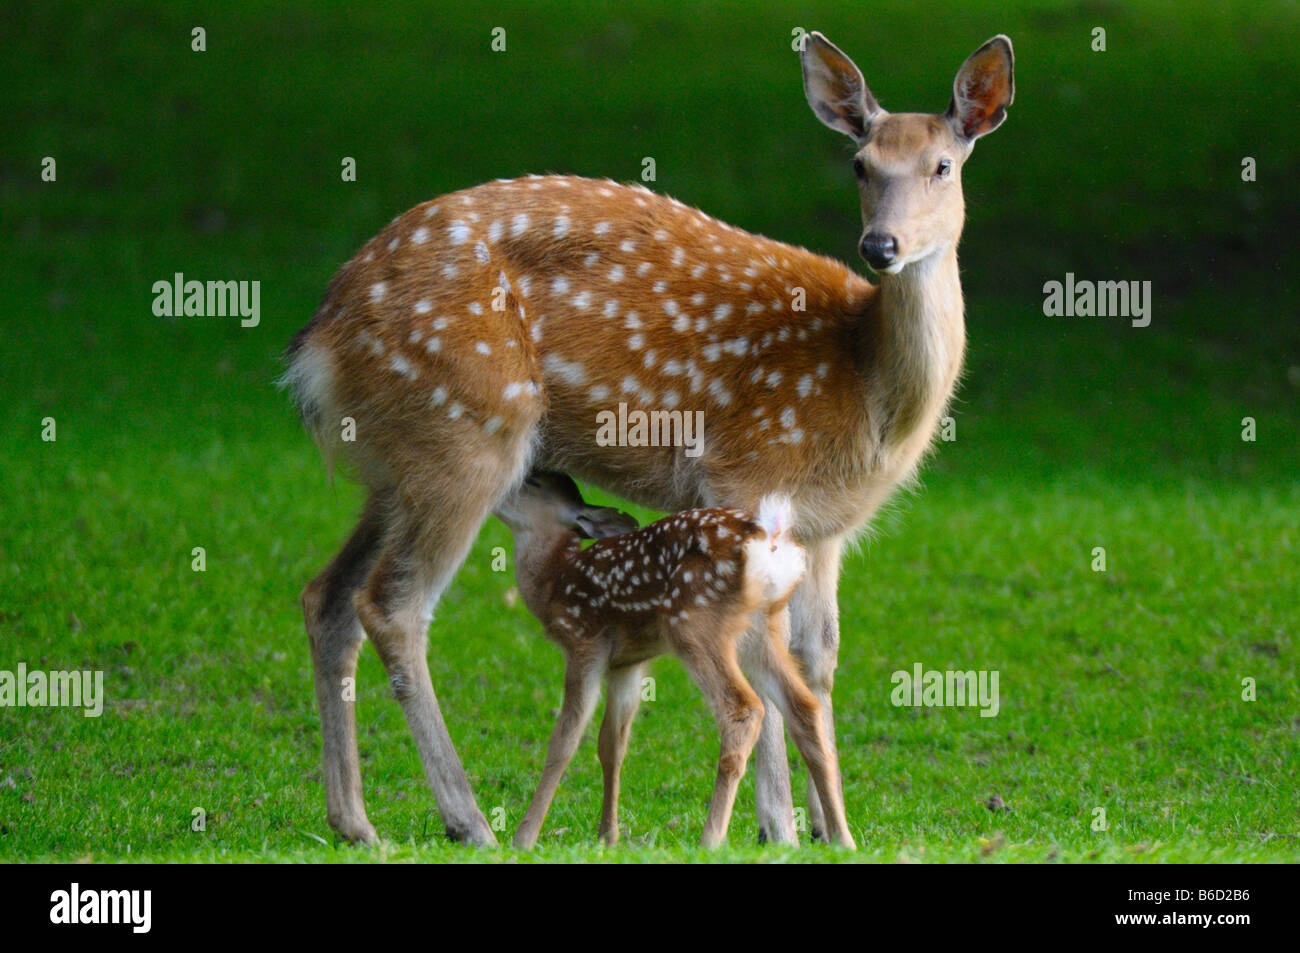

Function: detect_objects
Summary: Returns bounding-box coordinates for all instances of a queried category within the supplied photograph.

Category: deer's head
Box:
[801,32,1014,275]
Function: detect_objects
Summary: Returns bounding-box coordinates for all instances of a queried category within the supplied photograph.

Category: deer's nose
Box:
[859,232,898,271]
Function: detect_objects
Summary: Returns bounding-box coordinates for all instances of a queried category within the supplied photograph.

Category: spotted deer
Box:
[284,31,1014,846]
[496,471,854,849]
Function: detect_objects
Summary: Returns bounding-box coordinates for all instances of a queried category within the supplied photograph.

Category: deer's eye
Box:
[936,158,953,178]
[852,156,867,179]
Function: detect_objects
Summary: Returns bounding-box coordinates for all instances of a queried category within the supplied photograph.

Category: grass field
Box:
[2,0,1297,863]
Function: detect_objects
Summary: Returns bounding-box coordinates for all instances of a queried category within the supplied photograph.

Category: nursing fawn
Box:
[496,471,854,849]
[285,32,1013,844]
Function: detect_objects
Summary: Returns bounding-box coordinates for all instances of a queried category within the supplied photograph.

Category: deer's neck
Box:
[867,246,966,448]
[513,530,579,623]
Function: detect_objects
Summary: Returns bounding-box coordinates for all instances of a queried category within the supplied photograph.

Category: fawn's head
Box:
[497,471,640,543]
[801,32,1014,275]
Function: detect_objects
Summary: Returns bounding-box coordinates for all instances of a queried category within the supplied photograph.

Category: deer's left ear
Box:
[574,506,639,540]
[946,35,1014,142]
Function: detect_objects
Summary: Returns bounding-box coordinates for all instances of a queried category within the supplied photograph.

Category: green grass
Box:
[1,0,1297,862]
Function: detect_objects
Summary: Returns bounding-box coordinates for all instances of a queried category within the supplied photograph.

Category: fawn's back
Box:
[524,505,804,666]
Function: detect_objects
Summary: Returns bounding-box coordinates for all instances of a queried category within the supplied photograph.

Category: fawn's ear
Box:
[946,35,1014,142]
[574,505,639,540]
[801,31,880,142]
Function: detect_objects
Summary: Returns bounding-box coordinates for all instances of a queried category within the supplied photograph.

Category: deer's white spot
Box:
[572,291,592,310]
[542,354,588,386]
[474,241,491,264]
[511,213,530,238]
[594,221,611,236]
[781,406,797,429]
[448,221,471,244]
[628,333,644,350]
[476,341,491,355]
[447,401,464,420]
[589,384,611,401]
[767,370,783,388]
[468,302,483,315]
[483,416,503,435]
[431,386,448,406]
[637,262,653,276]
[608,265,625,282]
[551,277,570,295]
[369,282,387,302]
[620,240,637,253]
[797,374,813,398]
[390,354,417,380]
[603,299,620,318]
[553,216,571,238]
[414,299,432,315]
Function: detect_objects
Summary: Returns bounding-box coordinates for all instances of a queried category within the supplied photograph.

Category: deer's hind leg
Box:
[302,490,390,844]
[743,607,855,849]
[670,611,765,849]
[352,406,540,845]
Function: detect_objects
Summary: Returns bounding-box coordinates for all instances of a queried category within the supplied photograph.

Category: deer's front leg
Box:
[788,537,846,842]
[514,653,606,850]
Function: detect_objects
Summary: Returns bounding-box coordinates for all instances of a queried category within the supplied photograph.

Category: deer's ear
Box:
[574,506,639,540]
[946,35,1014,142]
[801,32,879,142]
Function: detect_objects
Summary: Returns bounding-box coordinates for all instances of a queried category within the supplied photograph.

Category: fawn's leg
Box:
[672,615,765,849]
[705,488,799,845]
[597,661,647,846]
[747,609,855,849]
[788,537,846,842]
[752,630,799,845]
[302,491,389,844]
[515,649,607,849]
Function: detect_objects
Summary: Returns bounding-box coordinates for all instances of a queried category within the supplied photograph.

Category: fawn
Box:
[495,471,854,849]
[285,32,1013,845]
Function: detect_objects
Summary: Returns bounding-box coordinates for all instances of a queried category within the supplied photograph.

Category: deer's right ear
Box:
[801,31,879,142]
[574,506,639,540]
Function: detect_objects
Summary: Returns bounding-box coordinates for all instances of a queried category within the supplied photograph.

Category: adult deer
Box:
[284,31,1014,845]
